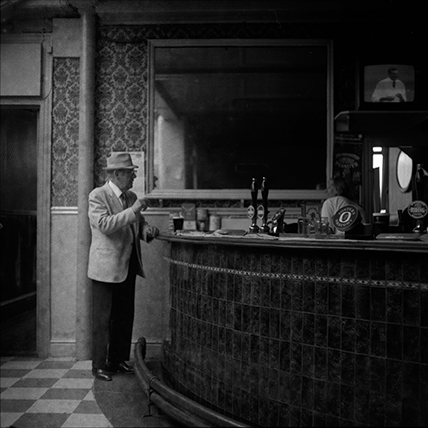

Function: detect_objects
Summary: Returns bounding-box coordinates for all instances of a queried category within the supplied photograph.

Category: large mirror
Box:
[148,39,333,199]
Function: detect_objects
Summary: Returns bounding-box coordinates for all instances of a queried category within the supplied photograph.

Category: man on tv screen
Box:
[372,66,407,102]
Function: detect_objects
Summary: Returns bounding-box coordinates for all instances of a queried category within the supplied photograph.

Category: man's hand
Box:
[145,226,159,242]
[395,93,404,102]
[132,198,149,213]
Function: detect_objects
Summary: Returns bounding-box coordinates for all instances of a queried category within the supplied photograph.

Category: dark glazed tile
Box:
[341,318,356,352]
[355,354,370,389]
[327,316,341,350]
[403,362,420,400]
[354,388,369,424]
[242,304,251,333]
[251,276,261,306]
[249,364,259,395]
[341,351,355,386]
[327,382,340,417]
[289,405,302,426]
[232,274,242,302]
[303,280,315,313]
[259,336,269,367]
[278,402,290,427]
[355,285,370,320]
[421,327,428,364]
[370,356,385,393]
[315,282,328,315]
[279,371,290,403]
[328,253,341,278]
[327,349,341,383]
[340,385,355,421]
[314,379,327,412]
[290,342,302,374]
[289,374,302,406]
[271,278,281,309]
[291,311,303,343]
[302,344,315,379]
[291,280,303,312]
[385,393,402,426]
[342,284,355,318]
[386,360,403,396]
[421,290,428,327]
[267,399,280,427]
[218,299,226,327]
[386,253,403,281]
[313,411,326,426]
[261,251,272,273]
[271,250,281,274]
[280,252,292,275]
[371,322,386,357]
[269,367,279,400]
[260,276,271,307]
[315,255,328,277]
[270,308,280,339]
[303,313,315,345]
[370,255,386,281]
[259,365,269,396]
[356,254,370,280]
[342,254,356,279]
[315,314,328,348]
[258,396,269,426]
[314,346,327,381]
[387,324,403,360]
[403,326,420,362]
[250,334,260,364]
[292,255,303,275]
[402,254,420,283]
[233,303,242,331]
[370,287,386,321]
[281,278,292,310]
[387,288,403,324]
[269,338,280,367]
[248,392,259,425]
[241,276,251,305]
[280,309,291,341]
[250,306,260,335]
[369,390,386,426]
[301,376,314,409]
[260,307,270,337]
[403,289,420,326]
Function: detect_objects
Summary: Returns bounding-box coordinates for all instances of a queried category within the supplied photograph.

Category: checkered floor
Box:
[0,356,112,428]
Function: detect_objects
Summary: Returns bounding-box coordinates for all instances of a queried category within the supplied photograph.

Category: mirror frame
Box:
[147,39,333,200]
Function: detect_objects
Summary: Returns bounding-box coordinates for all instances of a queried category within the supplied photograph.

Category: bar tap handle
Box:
[260,177,270,233]
[249,178,259,233]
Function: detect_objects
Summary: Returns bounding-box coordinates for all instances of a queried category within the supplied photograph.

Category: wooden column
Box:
[76,7,96,360]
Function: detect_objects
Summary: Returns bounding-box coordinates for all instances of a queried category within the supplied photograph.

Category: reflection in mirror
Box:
[149,40,332,198]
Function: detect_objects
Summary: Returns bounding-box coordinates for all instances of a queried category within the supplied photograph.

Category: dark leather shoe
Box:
[106,361,135,374]
[92,368,112,381]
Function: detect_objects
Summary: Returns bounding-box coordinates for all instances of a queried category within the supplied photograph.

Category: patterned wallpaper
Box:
[51,22,355,207]
[52,58,80,207]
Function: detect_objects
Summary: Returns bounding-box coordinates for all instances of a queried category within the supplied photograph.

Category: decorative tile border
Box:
[164,257,427,290]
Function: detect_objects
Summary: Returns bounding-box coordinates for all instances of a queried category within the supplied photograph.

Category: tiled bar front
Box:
[161,237,428,426]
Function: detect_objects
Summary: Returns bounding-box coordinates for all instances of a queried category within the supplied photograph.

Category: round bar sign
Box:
[333,205,360,232]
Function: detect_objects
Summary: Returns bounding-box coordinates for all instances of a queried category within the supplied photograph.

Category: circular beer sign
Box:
[333,205,361,232]
[407,200,428,220]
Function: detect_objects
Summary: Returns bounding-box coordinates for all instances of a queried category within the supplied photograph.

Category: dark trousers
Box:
[91,253,138,369]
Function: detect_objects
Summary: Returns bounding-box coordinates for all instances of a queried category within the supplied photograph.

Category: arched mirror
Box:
[148,39,333,199]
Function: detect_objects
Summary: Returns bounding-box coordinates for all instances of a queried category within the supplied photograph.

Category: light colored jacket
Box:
[87,182,150,283]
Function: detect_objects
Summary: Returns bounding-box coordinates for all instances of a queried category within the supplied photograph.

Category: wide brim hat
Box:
[103,152,139,170]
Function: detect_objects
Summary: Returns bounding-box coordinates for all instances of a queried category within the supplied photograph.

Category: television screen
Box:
[364,64,415,104]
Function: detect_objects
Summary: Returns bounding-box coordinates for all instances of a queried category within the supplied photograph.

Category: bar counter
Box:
[157,231,428,426]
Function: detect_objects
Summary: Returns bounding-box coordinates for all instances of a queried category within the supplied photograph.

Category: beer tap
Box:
[260,177,270,233]
[248,178,259,233]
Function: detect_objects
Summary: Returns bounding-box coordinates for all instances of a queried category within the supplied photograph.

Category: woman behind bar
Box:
[321,176,366,234]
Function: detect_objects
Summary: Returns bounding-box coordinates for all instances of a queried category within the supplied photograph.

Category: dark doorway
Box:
[0,107,38,356]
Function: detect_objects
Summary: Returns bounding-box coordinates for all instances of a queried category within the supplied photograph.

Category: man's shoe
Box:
[92,368,112,381]
[106,361,135,374]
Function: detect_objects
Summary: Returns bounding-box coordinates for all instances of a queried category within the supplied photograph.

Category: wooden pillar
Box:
[76,7,96,360]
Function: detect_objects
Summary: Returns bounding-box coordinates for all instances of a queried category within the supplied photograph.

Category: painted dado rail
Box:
[156,233,427,427]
